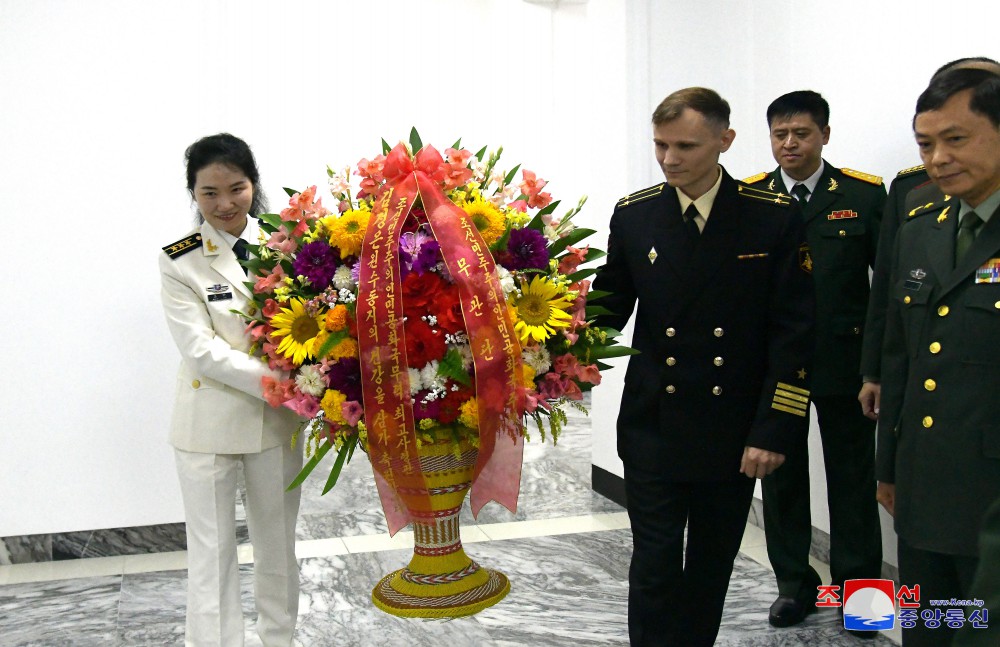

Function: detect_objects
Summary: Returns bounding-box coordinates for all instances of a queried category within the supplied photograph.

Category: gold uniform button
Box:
[192,380,201,389]
[665,385,676,394]
[937,305,949,317]
[922,416,934,428]
[712,386,722,396]
[839,230,847,237]
[995,301,1000,310]
[666,357,677,366]
[713,327,724,337]
[713,357,724,366]
[924,379,937,391]
[666,327,676,337]
[929,342,941,354]
[852,326,860,335]
[904,296,911,304]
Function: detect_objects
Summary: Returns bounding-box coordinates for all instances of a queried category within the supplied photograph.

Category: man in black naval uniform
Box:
[744,91,886,632]
[877,68,1000,647]
[859,57,1000,421]
[592,87,814,647]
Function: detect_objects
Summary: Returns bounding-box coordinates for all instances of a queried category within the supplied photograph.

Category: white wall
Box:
[592,0,1000,567]
[0,0,628,537]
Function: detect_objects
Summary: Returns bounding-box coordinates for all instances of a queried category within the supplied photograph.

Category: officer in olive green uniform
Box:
[746,91,886,630]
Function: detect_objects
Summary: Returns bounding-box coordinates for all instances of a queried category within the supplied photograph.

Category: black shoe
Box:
[768,595,816,628]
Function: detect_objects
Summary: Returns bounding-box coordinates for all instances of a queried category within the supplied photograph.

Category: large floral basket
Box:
[239,129,636,618]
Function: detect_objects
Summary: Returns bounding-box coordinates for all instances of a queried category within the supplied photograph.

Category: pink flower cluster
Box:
[519,169,553,209]
[276,186,330,239]
[356,156,387,199]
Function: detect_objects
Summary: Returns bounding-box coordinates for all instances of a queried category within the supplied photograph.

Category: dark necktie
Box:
[791,183,811,203]
[955,212,982,266]
[233,238,250,275]
[683,204,701,241]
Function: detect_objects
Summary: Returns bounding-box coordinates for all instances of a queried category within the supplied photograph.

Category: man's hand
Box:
[877,481,895,517]
[858,381,881,420]
[740,447,785,479]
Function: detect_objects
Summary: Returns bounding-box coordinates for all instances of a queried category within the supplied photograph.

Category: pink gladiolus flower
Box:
[552,353,579,376]
[262,298,280,318]
[284,392,321,418]
[254,263,287,294]
[262,376,296,407]
[341,400,363,426]
[509,199,528,213]
[519,169,548,197]
[356,155,387,182]
[445,148,472,166]
[537,373,567,400]
[562,378,583,401]
[576,363,602,386]
[528,191,552,209]
[557,245,589,275]
[267,228,298,255]
[247,321,269,341]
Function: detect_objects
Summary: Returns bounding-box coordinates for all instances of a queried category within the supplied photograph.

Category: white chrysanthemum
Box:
[420,361,445,392]
[338,288,356,303]
[495,266,516,295]
[295,365,326,397]
[408,367,423,395]
[453,343,474,371]
[522,345,552,374]
[333,265,356,291]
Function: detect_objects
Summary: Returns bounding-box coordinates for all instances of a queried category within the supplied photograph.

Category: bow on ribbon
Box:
[358,142,525,535]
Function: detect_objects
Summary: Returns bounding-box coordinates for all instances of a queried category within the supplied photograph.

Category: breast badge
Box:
[798,243,813,274]
[206,283,233,302]
[975,258,1000,284]
[647,247,658,264]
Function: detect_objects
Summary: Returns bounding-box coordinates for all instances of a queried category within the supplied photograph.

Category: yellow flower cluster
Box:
[322,206,371,257]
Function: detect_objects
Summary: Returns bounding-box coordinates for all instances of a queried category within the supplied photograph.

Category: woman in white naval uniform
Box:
[159,133,302,647]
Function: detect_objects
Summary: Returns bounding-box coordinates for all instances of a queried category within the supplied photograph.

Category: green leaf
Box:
[438,348,472,386]
[451,137,462,150]
[549,228,597,255]
[315,330,347,359]
[584,289,612,302]
[283,187,298,198]
[258,213,284,232]
[382,138,391,154]
[585,304,615,318]
[584,248,606,263]
[322,435,359,495]
[474,145,487,162]
[286,439,332,491]
[598,326,626,339]
[566,267,598,282]
[503,163,521,187]
[535,199,561,219]
[588,344,641,360]
[409,127,423,153]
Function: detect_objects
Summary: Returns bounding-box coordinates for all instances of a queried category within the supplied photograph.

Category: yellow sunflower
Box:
[512,275,574,343]
[462,196,506,246]
[269,297,324,365]
[326,208,371,257]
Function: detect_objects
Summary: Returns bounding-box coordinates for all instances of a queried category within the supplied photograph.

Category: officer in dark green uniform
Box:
[859,57,1000,421]
[878,67,1000,647]
[745,90,885,632]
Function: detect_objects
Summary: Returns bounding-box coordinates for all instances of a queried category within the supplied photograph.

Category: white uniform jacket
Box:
[159,221,298,454]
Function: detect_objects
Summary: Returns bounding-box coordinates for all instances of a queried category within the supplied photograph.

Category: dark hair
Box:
[931,56,1000,80]
[185,133,268,218]
[766,90,830,129]
[652,87,730,130]
[914,68,1000,128]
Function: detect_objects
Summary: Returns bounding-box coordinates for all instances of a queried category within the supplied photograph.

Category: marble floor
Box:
[0,403,901,646]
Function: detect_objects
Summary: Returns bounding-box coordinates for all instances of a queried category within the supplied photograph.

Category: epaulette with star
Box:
[162,233,203,259]
[841,168,883,186]
[615,183,665,209]
[742,171,769,184]
[896,164,925,178]
[737,184,791,206]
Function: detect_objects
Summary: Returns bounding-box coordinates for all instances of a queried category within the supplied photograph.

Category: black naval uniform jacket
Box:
[593,169,815,481]
[745,162,885,396]
[877,195,1000,556]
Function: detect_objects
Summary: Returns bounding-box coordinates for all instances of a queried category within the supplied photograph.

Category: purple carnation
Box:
[399,227,442,277]
[501,227,549,271]
[325,357,362,402]
[292,240,340,288]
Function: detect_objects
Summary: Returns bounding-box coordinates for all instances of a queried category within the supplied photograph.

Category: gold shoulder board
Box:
[841,168,883,186]
[616,183,665,209]
[737,184,791,207]
[896,164,925,178]
[162,234,203,259]
[742,171,769,184]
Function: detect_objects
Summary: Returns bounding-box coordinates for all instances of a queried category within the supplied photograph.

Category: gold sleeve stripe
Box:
[774,396,809,410]
[775,390,809,404]
[776,382,810,396]
[772,403,808,417]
